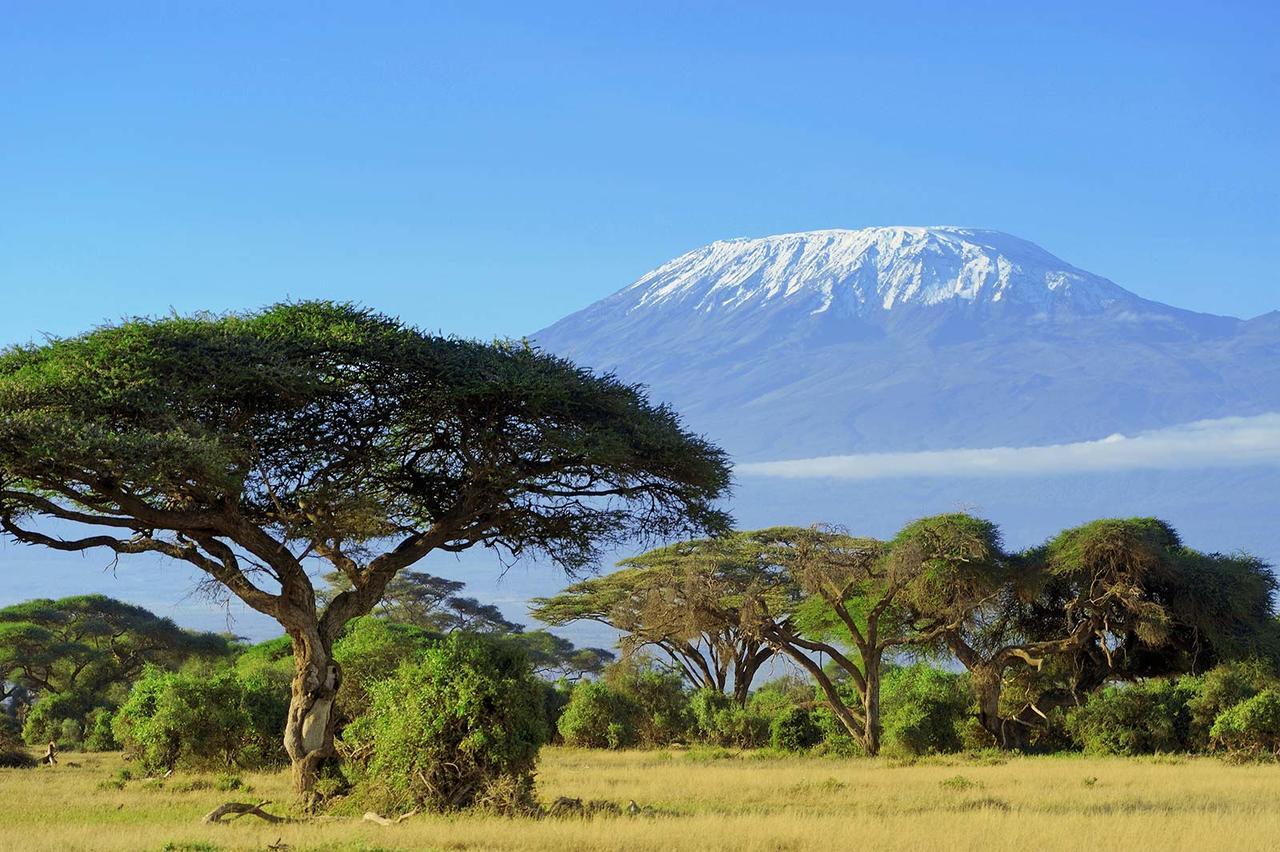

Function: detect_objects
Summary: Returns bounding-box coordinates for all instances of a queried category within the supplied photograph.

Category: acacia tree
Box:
[319,570,523,634]
[895,516,1278,749]
[998,525,1279,741]
[0,302,731,800]
[613,527,923,754]
[509,630,615,681]
[531,563,775,704]
[0,594,229,699]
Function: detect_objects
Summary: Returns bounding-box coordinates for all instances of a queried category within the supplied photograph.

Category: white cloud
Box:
[737,414,1280,481]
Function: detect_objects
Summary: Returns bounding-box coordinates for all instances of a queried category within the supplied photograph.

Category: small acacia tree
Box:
[0,595,228,700]
[0,302,730,800]
[614,527,911,754]
[532,561,775,705]
[319,569,524,634]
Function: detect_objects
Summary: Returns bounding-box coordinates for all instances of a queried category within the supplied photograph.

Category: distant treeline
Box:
[535,515,1280,757]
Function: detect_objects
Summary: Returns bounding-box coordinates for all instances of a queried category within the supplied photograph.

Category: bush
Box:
[1210,689,1280,759]
[113,666,287,772]
[749,676,812,719]
[232,636,294,691]
[557,681,640,749]
[714,707,770,748]
[0,716,34,768]
[540,679,574,740]
[83,708,118,752]
[22,691,98,748]
[332,616,438,722]
[341,633,549,814]
[1185,661,1278,750]
[881,664,971,756]
[1067,679,1194,755]
[770,706,822,752]
[689,689,768,748]
[603,661,690,747]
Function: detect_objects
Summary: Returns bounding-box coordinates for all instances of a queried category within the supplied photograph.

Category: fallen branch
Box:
[202,800,293,824]
[362,809,418,826]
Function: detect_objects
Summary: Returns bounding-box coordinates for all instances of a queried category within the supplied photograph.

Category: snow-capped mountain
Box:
[535,227,1280,461]
[622,227,1131,316]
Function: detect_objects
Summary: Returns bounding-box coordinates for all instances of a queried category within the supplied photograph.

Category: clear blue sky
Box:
[2,1,1277,348]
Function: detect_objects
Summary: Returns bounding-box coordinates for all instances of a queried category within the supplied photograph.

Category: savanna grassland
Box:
[4,748,1279,852]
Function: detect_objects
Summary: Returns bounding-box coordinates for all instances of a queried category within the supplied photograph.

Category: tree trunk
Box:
[862,659,882,756]
[283,625,341,806]
[970,664,1028,750]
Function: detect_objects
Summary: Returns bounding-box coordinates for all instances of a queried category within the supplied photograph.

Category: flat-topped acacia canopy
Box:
[0,301,732,799]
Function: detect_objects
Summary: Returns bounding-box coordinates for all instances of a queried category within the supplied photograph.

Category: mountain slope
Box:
[535,227,1280,460]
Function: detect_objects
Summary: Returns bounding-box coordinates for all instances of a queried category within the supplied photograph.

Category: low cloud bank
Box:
[737,414,1280,480]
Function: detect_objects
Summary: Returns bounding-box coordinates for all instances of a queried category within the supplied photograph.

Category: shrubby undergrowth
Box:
[340,633,549,814]
[112,666,287,772]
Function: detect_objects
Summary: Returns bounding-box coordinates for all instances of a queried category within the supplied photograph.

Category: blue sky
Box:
[2,1,1277,346]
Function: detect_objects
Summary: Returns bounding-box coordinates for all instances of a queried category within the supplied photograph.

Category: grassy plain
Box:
[2,747,1279,851]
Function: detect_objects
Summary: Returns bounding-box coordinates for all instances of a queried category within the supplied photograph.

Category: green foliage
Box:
[770,706,822,752]
[0,595,230,705]
[748,676,811,719]
[689,688,769,748]
[112,665,287,772]
[891,514,1005,622]
[532,554,774,699]
[603,660,690,747]
[1185,660,1279,750]
[0,301,731,578]
[341,633,549,814]
[232,636,294,685]
[1067,679,1195,755]
[510,629,615,681]
[0,712,20,744]
[83,708,118,752]
[1210,689,1280,759]
[22,690,99,747]
[331,616,437,722]
[880,664,971,756]
[0,712,33,768]
[557,681,641,749]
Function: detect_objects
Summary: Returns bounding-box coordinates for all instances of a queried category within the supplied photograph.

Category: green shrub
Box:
[0,716,33,768]
[749,676,812,719]
[881,664,971,756]
[1185,661,1278,750]
[1067,679,1194,755]
[689,690,768,747]
[83,708,118,752]
[770,706,821,752]
[22,691,98,748]
[540,679,574,740]
[557,681,640,749]
[332,616,437,722]
[113,665,287,772]
[711,706,770,748]
[1210,689,1280,759]
[341,633,549,814]
[689,688,731,739]
[603,660,690,747]
[57,718,84,749]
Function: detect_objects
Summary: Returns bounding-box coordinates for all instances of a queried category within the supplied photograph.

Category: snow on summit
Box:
[625,227,1132,316]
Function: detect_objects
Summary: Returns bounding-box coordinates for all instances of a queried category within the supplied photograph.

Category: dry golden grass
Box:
[2,747,1280,851]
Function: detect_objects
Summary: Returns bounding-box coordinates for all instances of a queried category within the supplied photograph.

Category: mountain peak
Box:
[534,225,1277,461]
[625,226,1133,317]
